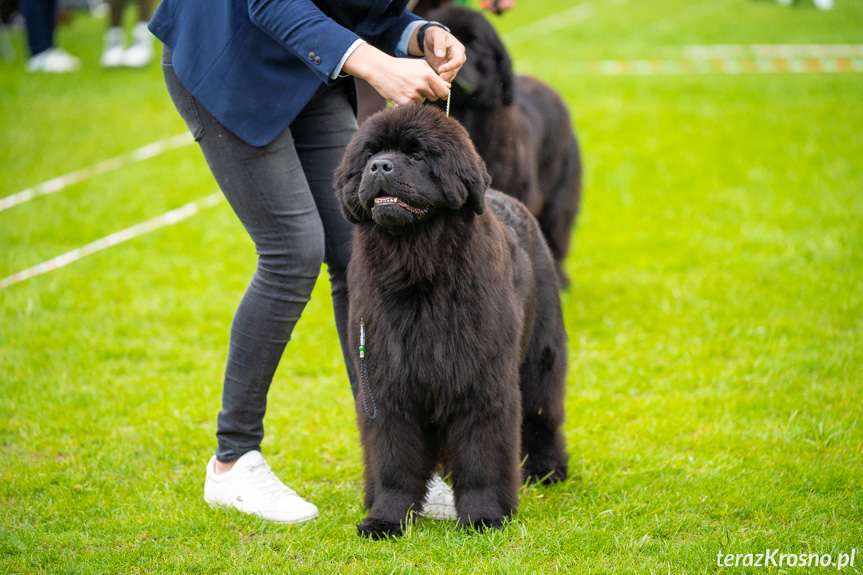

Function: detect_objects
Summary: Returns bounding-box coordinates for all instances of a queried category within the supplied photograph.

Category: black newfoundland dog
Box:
[426,5,583,287]
[334,105,569,539]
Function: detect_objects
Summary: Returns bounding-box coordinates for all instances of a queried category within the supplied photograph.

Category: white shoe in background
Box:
[420,473,458,520]
[203,450,319,524]
[100,26,125,68]
[121,22,153,68]
[26,48,81,73]
[813,0,833,10]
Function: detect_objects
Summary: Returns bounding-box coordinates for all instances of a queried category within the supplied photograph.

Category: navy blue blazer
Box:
[150,0,421,146]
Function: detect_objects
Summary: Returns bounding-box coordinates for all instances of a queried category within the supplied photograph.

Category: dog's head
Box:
[334,105,490,227]
[426,5,514,108]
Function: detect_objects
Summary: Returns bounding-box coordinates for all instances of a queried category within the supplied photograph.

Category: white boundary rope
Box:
[519,57,863,76]
[502,0,630,46]
[0,192,224,289]
[502,2,596,46]
[684,44,863,60]
[0,133,194,213]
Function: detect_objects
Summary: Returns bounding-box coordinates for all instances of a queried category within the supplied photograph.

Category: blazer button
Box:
[314,56,322,65]
[308,51,316,61]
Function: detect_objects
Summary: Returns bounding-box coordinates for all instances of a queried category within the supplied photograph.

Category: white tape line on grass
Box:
[0,193,223,289]
[622,0,720,42]
[502,0,629,46]
[0,133,194,213]
[521,57,863,76]
[503,2,593,45]
[684,44,863,60]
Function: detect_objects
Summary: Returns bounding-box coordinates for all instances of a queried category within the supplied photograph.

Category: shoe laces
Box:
[244,460,299,502]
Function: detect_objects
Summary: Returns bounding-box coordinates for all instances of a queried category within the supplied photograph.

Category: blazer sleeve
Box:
[353,3,423,56]
[248,0,421,84]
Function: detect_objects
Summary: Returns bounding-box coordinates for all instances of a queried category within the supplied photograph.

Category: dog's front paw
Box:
[357,517,403,540]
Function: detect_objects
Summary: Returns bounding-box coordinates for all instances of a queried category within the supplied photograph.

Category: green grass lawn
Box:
[1,0,861,573]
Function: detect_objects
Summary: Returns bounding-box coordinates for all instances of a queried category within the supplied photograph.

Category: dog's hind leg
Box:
[536,138,581,288]
[357,416,437,539]
[519,279,569,484]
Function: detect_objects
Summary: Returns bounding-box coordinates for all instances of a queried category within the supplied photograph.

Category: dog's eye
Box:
[409,154,423,162]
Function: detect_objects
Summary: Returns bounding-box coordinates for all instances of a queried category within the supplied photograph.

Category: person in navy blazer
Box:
[150,0,466,524]
[151,0,462,145]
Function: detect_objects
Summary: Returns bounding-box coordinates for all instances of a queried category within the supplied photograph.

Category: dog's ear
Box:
[465,162,490,215]
[333,138,370,223]
[436,121,491,215]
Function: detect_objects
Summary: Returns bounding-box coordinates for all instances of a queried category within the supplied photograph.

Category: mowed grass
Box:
[1,0,862,573]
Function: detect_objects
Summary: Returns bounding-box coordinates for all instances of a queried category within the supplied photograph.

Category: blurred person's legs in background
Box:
[20,0,80,72]
[102,0,152,68]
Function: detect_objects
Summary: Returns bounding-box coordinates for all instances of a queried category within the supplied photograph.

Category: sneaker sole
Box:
[204,497,319,524]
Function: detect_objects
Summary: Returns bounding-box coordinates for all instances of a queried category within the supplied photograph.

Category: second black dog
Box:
[427,5,583,287]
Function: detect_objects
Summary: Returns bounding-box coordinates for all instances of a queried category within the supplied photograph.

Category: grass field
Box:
[1,0,862,573]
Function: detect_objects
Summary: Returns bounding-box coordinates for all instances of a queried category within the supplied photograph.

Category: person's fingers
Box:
[389,94,414,107]
[438,66,459,84]
[481,0,514,13]
[388,76,446,105]
[433,35,447,59]
[424,27,447,59]
[433,35,466,80]
[437,59,463,83]
[411,61,450,101]
[426,29,466,76]
[436,35,454,63]
[369,56,452,105]
[426,74,451,101]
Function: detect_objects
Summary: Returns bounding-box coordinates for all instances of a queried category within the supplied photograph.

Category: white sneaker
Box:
[420,474,457,520]
[26,48,81,73]
[813,0,833,9]
[121,22,153,68]
[91,1,109,18]
[100,27,125,68]
[203,451,319,524]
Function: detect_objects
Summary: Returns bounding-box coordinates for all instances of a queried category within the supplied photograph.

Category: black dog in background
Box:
[334,106,569,539]
[427,5,582,287]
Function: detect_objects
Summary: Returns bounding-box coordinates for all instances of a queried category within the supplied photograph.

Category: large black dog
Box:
[427,5,583,287]
[334,106,569,539]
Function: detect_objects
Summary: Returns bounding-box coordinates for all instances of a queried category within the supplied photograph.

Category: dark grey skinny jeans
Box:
[162,47,358,463]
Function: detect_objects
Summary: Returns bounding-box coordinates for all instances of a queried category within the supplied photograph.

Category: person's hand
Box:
[422,26,466,84]
[481,0,515,14]
[343,43,451,105]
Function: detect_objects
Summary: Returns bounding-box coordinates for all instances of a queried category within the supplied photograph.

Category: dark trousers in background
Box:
[162,46,358,463]
[20,0,56,56]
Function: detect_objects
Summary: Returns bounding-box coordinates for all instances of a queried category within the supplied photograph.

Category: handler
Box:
[149,0,465,523]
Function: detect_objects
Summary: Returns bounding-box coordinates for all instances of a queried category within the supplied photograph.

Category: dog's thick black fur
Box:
[426,5,582,287]
[334,105,569,539]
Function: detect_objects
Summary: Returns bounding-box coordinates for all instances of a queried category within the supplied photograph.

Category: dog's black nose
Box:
[369,158,394,174]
